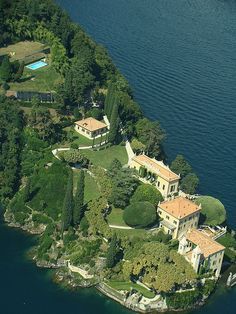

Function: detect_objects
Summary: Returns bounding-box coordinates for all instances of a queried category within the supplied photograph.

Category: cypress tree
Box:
[73,170,85,225]
[0,56,12,82]
[108,103,119,144]
[104,83,112,115]
[106,233,118,268]
[61,169,73,232]
[14,61,25,82]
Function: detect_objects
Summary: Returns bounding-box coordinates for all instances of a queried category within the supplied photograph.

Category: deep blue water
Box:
[57,0,236,228]
[1,0,236,313]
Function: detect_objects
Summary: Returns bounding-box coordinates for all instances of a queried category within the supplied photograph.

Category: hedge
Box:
[123,201,157,228]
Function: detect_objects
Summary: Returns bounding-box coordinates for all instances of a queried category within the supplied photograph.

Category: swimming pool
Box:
[26,60,48,70]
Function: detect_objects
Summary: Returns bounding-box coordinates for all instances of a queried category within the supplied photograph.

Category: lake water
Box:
[2,0,236,313]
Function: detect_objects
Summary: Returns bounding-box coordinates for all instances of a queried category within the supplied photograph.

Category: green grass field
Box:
[81,145,128,169]
[73,169,101,202]
[64,127,109,148]
[0,41,45,61]
[9,65,62,92]
[195,195,226,226]
[107,207,127,226]
[108,281,155,298]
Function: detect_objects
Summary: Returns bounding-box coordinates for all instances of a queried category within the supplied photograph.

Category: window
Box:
[173,220,177,225]
[82,128,85,132]
[170,185,175,192]
[166,215,170,220]
[163,184,165,190]
[157,181,160,187]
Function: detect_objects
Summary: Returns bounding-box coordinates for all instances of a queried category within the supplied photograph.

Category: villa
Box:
[158,197,201,239]
[129,154,180,197]
[178,229,225,278]
[74,117,108,139]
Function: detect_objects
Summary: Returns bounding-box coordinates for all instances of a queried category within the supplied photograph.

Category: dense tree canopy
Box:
[171,154,199,195]
[170,155,192,177]
[135,118,166,158]
[108,167,138,208]
[122,242,196,292]
[130,184,163,205]
[106,233,119,268]
[0,98,23,201]
[180,173,199,195]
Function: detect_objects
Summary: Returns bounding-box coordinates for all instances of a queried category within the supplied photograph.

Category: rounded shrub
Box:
[195,196,226,226]
[123,201,157,228]
[131,184,163,205]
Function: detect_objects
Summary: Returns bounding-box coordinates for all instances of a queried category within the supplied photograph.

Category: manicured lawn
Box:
[107,207,127,226]
[73,169,101,202]
[108,281,155,298]
[9,65,62,92]
[74,133,108,147]
[195,196,226,226]
[64,127,109,148]
[81,145,128,169]
[0,41,45,61]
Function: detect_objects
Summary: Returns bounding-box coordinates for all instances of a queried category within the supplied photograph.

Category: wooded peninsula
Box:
[0,0,236,312]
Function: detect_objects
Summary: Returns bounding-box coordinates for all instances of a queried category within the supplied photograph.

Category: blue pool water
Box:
[26,60,48,70]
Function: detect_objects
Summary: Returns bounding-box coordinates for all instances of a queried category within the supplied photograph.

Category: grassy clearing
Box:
[108,281,155,298]
[9,65,62,92]
[0,41,46,61]
[107,207,127,226]
[74,133,108,147]
[64,127,109,147]
[195,196,226,226]
[73,169,101,202]
[81,145,128,169]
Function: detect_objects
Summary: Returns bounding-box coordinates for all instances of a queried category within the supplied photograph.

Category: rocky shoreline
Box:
[3,210,214,313]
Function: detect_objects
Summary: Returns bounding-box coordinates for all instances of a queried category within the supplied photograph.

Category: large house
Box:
[158,197,201,239]
[75,117,108,139]
[178,229,225,278]
[129,154,180,197]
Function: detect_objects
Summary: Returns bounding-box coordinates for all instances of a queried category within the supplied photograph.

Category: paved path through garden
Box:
[109,224,133,230]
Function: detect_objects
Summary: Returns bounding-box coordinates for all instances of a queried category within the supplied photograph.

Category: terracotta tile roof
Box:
[132,154,180,182]
[159,196,200,219]
[75,117,107,132]
[186,229,225,258]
